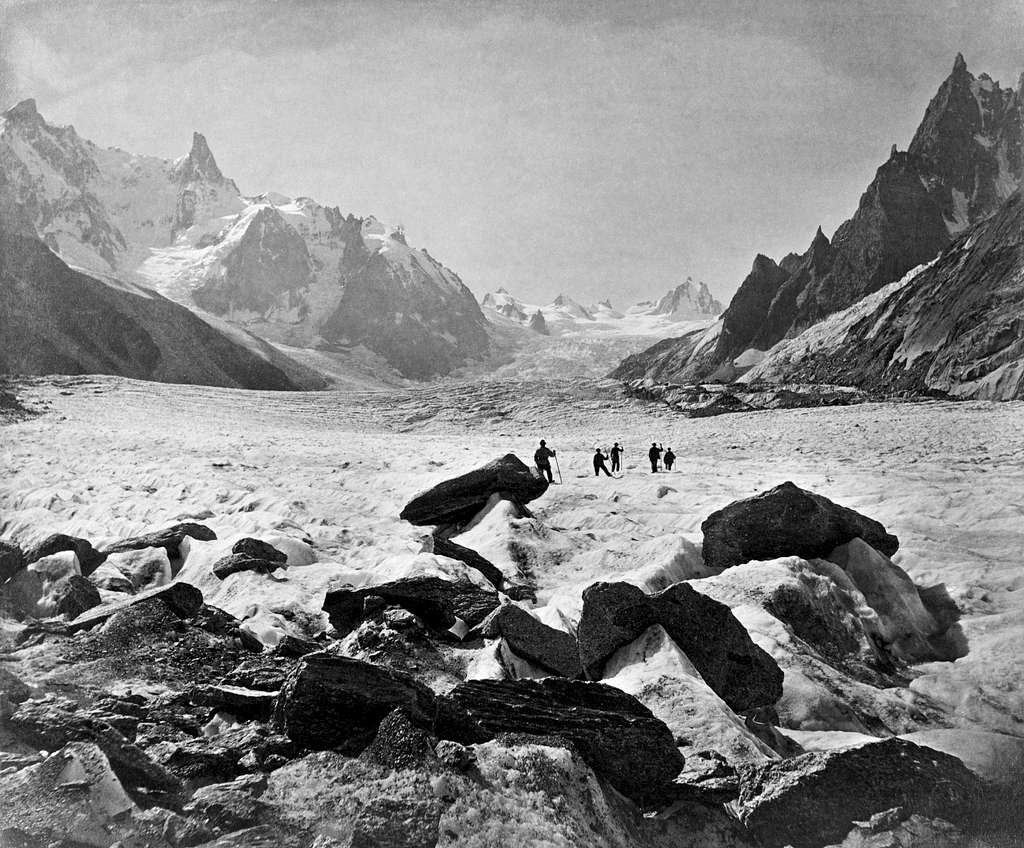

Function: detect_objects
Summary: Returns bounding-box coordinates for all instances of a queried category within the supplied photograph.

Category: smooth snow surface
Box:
[2,377,1023,757]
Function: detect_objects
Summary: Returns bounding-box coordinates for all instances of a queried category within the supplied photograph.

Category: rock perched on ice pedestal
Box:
[274,653,438,751]
[399,453,548,527]
[65,580,204,632]
[25,532,107,576]
[104,522,217,559]
[474,602,582,678]
[323,575,499,637]
[577,581,783,712]
[0,538,25,582]
[701,481,899,570]
[737,738,984,848]
[443,677,685,807]
[0,551,101,620]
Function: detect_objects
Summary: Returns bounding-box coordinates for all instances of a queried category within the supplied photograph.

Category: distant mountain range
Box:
[614,55,1024,400]
[0,100,487,382]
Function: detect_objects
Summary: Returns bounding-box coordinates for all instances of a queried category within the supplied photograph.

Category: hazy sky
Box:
[2,1,1023,305]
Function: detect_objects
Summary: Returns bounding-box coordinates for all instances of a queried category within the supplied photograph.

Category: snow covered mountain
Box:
[635,277,723,320]
[0,100,489,380]
[615,55,1024,385]
[739,189,1024,400]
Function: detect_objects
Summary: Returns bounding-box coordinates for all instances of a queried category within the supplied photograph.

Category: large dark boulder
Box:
[0,539,25,582]
[701,482,899,570]
[737,738,984,848]
[399,454,547,526]
[104,522,217,559]
[429,536,505,590]
[24,533,106,576]
[65,580,204,633]
[443,678,684,807]
[476,603,582,678]
[273,653,438,751]
[577,581,782,712]
[323,575,499,637]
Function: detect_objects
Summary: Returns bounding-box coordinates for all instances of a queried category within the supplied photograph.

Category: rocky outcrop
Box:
[475,603,582,678]
[0,228,314,390]
[323,575,500,637]
[576,581,783,712]
[700,482,899,570]
[273,653,438,751]
[742,188,1024,400]
[614,55,1023,386]
[528,309,549,334]
[737,738,984,848]
[400,453,548,526]
[104,523,217,559]
[443,677,685,806]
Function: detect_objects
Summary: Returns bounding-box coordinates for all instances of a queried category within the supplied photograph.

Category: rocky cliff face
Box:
[0,227,319,390]
[0,101,489,380]
[615,55,1023,384]
[741,189,1024,400]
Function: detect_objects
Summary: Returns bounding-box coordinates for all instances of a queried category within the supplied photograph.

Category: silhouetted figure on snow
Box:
[664,448,676,471]
[648,443,663,473]
[593,448,612,477]
[610,442,623,473]
[534,439,556,483]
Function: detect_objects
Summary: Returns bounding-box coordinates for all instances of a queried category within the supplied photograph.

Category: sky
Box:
[2,0,1023,306]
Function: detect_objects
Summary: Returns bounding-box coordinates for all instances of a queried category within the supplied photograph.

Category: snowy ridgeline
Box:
[0,378,1022,846]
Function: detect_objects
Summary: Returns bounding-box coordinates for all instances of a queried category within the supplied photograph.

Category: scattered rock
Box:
[428,535,506,589]
[826,807,993,848]
[577,581,783,711]
[363,708,438,771]
[0,538,25,582]
[65,580,204,633]
[399,453,548,527]
[274,653,438,751]
[0,668,31,703]
[24,532,106,576]
[212,553,286,580]
[9,696,182,801]
[105,546,173,590]
[104,522,217,559]
[50,573,102,618]
[443,677,685,806]
[89,561,136,593]
[737,738,984,848]
[231,538,288,564]
[434,740,475,772]
[323,575,499,638]
[700,481,899,570]
[183,773,270,834]
[475,603,582,678]
[190,685,278,721]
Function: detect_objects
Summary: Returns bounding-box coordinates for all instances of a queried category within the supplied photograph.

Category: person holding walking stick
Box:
[534,439,558,483]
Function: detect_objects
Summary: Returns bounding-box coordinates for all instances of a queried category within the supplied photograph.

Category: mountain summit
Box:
[614,54,1024,385]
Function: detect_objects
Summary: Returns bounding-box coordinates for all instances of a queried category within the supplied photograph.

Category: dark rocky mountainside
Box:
[742,188,1024,399]
[614,55,1023,386]
[0,228,315,390]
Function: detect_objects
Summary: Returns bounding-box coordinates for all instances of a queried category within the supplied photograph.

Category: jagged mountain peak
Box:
[173,131,228,184]
[3,98,40,122]
[952,52,968,75]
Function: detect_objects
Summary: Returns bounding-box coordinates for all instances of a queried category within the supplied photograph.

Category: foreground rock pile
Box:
[0,456,1012,847]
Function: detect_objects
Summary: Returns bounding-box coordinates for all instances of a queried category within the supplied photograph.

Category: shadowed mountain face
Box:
[0,228,312,390]
[742,190,1024,400]
[615,55,1024,385]
[0,100,489,381]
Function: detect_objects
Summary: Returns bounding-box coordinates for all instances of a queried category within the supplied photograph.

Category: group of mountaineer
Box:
[533,440,677,482]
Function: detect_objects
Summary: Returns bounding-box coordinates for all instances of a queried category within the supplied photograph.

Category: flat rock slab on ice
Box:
[443,677,684,807]
[701,481,899,570]
[474,602,583,678]
[103,522,217,559]
[399,453,548,526]
[64,581,204,633]
[737,737,984,848]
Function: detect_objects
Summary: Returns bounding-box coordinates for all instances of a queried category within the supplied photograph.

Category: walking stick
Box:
[554,454,563,484]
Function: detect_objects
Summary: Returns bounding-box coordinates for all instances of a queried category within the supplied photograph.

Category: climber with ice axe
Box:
[534,439,560,484]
